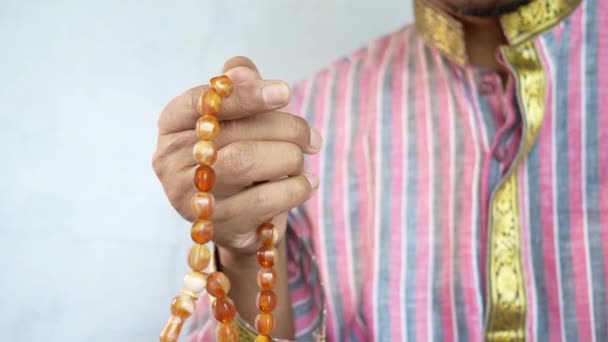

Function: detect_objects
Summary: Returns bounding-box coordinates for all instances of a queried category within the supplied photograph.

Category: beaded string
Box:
[160,75,279,342]
[254,221,279,341]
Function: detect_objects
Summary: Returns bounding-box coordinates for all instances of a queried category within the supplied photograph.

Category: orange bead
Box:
[212,297,237,323]
[210,75,233,97]
[257,223,274,247]
[194,165,216,192]
[160,315,184,342]
[206,271,231,298]
[216,321,239,342]
[196,115,221,140]
[199,90,221,115]
[170,294,196,319]
[193,140,217,166]
[257,290,277,313]
[255,335,271,342]
[191,192,215,219]
[257,246,278,267]
[191,219,214,244]
[254,313,274,335]
[188,244,211,271]
[257,267,277,290]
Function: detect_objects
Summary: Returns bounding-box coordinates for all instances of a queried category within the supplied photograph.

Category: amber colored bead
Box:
[255,335,271,342]
[160,315,184,342]
[257,267,277,290]
[188,244,211,271]
[170,294,196,319]
[216,321,239,342]
[257,290,277,313]
[210,75,233,97]
[191,219,214,244]
[191,192,215,219]
[206,271,231,298]
[257,223,274,247]
[199,90,221,115]
[257,246,278,267]
[255,313,274,335]
[194,165,216,192]
[193,140,218,166]
[196,115,221,141]
[212,297,237,323]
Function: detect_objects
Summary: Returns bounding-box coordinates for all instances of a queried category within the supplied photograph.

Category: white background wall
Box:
[0,1,412,341]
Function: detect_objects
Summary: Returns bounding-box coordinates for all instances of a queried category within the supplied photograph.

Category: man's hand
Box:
[152,56,322,256]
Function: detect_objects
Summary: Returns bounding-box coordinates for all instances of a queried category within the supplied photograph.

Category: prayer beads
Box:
[254,222,278,340]
[160,75,238,342]
[161,74,280,341]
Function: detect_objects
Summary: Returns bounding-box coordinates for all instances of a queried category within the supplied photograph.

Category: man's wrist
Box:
[216,245,260,273]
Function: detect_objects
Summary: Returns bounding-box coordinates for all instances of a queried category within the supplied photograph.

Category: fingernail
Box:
[303,172,319,190]
[309,128,323,152]
[262,81,290,106]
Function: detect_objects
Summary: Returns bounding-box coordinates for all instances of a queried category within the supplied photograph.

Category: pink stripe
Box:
[598,0,608,328]
[451,65,483,341]
[463,70,492,293]
[330,58,355,332]
[413,39,431,342]
[290,281,312,305]
[307,69,332,339]
[363,35,392,341]
[567,7,593,341]
[432,51,455,342]
[535,38,564,341]
[388,32,406,342]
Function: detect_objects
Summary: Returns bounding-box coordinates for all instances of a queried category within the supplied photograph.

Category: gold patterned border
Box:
[485,41,546,341]
[414,0,466,65]
[500,0,582,45]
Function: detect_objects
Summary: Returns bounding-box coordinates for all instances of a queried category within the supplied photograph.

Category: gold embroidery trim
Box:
[485,41,546,341]
[500,0,582,45]
[414,0,466,65]
[413,0,580,65]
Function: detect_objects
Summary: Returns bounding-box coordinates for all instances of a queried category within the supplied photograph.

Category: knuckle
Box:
[285,115,309,142]
[286,177,310,203]
[250,191,270,208]
[287,145,304,172]
[224,142,256,176]
[224,56,255,71]
[151,151,167,178]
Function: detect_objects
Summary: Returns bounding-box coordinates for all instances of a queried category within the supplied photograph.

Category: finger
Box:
[216,112,322,153]
[222,56,262,83]
[212,173,319,239]
[158,80,291,135]
[214,141,305,188]
[161,138,307,195]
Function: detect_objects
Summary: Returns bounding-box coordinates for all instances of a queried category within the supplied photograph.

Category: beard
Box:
[440,0,532,17]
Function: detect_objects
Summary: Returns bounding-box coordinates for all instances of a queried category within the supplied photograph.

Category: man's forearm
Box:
[218,237,294,339]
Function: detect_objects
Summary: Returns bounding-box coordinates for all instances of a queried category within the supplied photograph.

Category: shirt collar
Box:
[414,0,582,66]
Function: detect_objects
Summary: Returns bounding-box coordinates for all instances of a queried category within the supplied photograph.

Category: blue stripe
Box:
[376,41,395,342]
[525,127,549,341]
[321,68,345,341]
[425,46,445,342]
[404,32,420,342]
[583,0,607,339]
[447,66,469,341]
[553,18,579,341]
[348,57,364,314]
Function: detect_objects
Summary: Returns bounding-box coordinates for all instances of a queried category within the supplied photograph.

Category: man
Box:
[152,0,607,340]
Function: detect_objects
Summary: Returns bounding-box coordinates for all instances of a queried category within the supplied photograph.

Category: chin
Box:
[438,0,531,17]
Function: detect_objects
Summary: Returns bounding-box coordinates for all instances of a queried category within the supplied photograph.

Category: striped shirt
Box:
[188,0,608,340]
